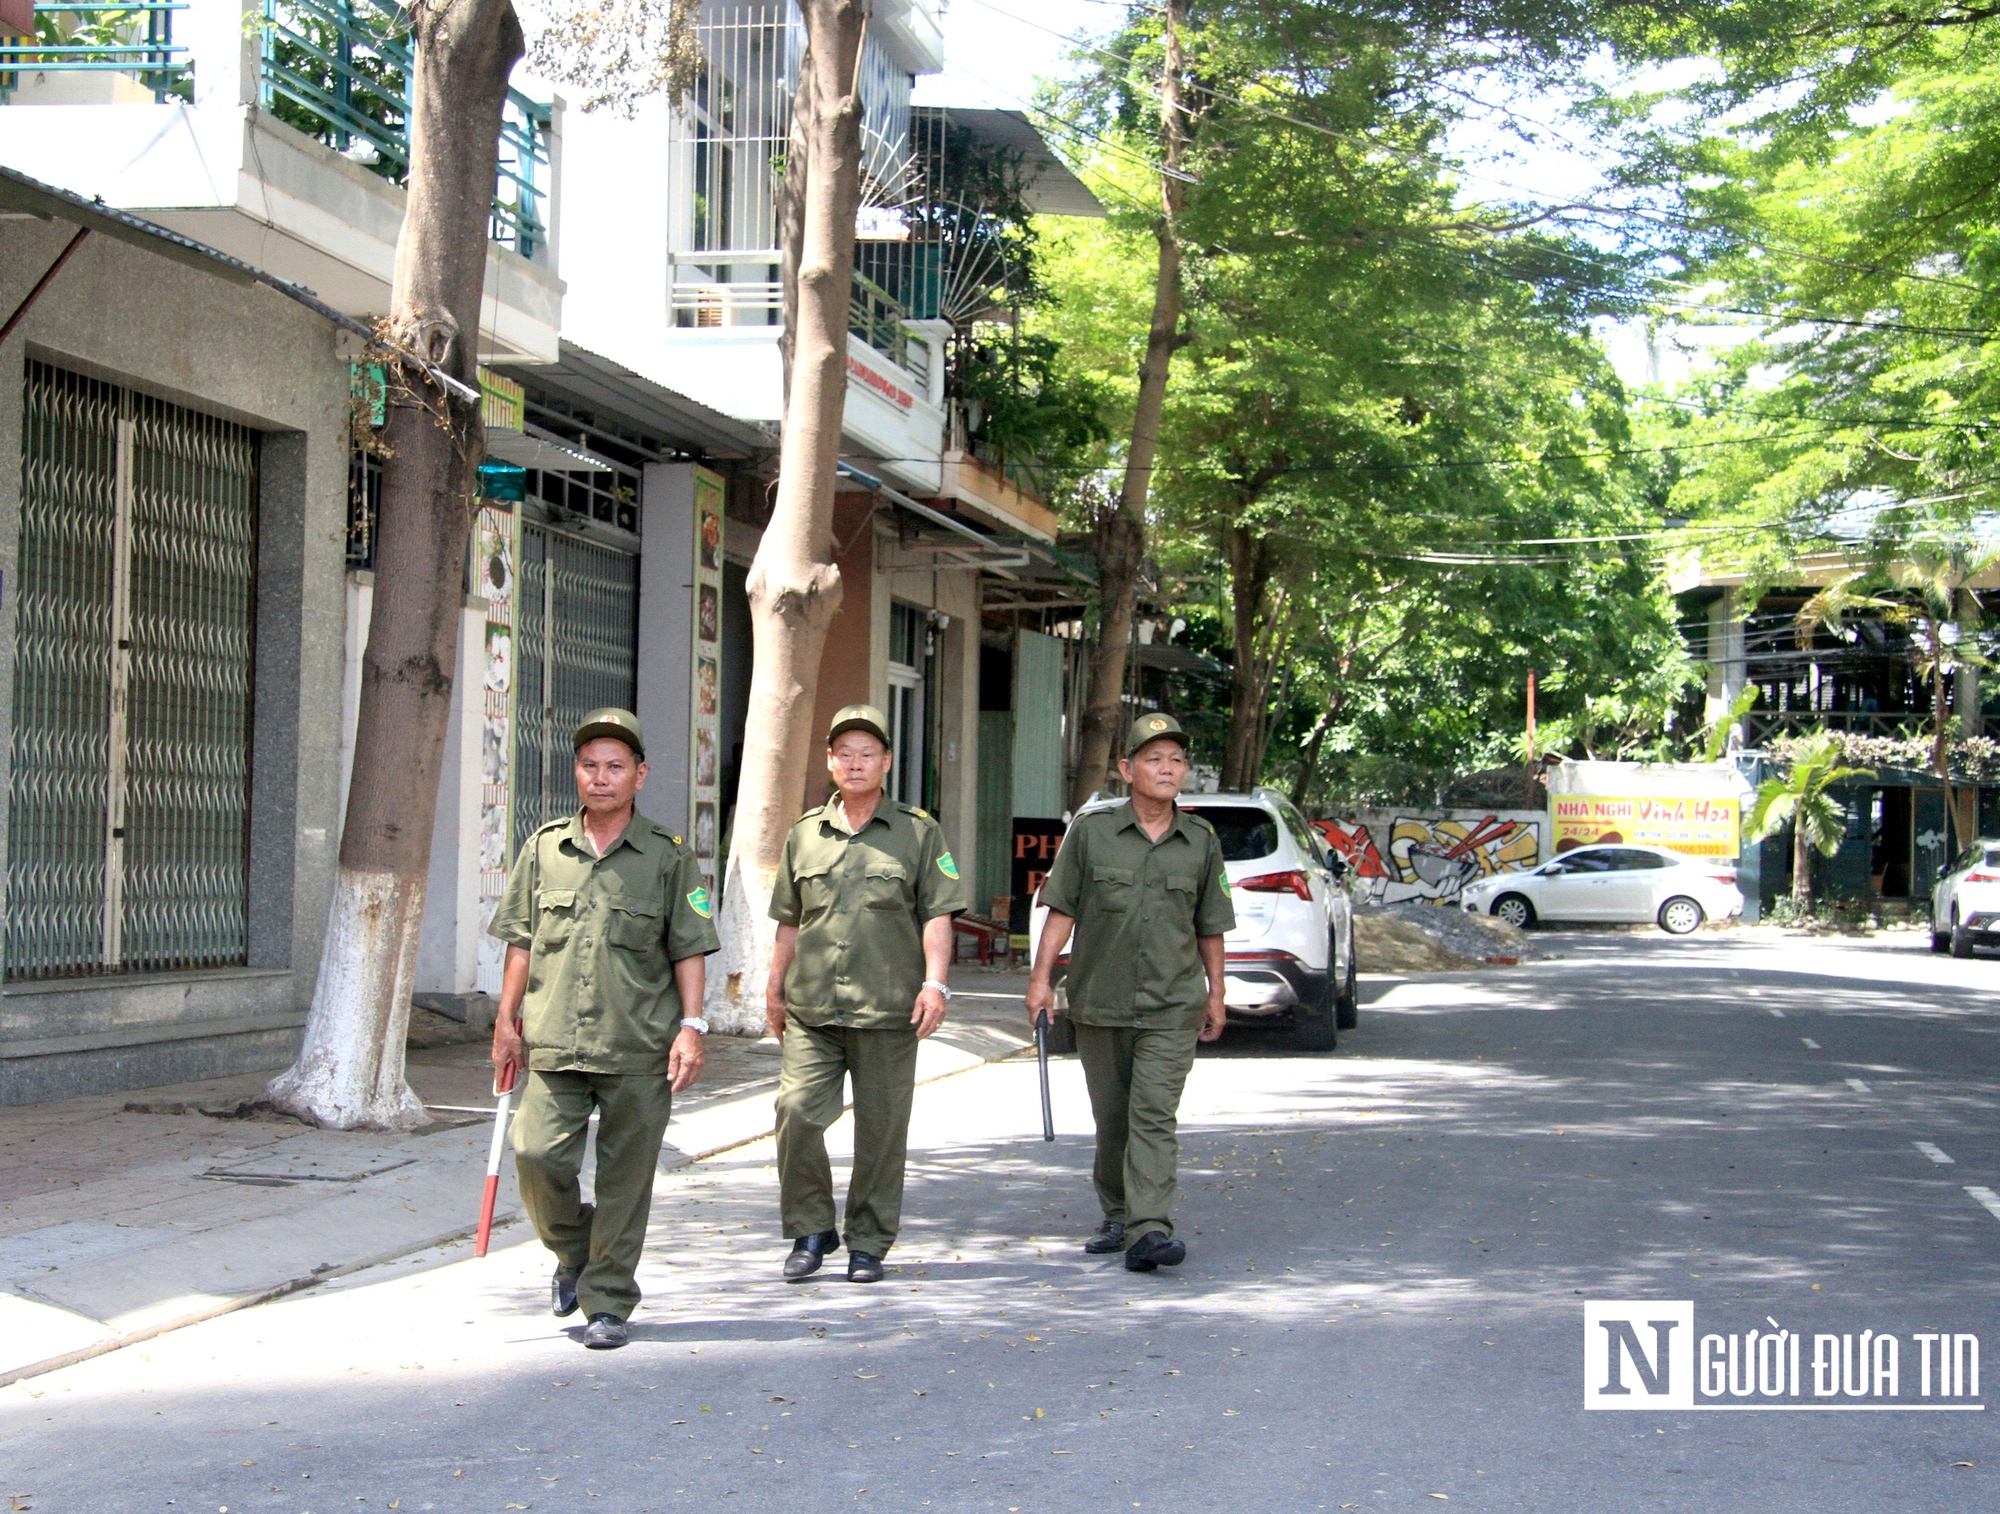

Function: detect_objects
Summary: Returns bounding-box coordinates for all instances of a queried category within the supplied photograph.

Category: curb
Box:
[0,1214,521,1390]
[0,1017,1034,1390]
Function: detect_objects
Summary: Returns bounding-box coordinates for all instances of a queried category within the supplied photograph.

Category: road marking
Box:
[1915,1141,1955,1165]
[1769,1008,1786,1018]
[1844,1077,1872,1094]
[1965,1186,2000,1222]
[1801,1037,1821,1050]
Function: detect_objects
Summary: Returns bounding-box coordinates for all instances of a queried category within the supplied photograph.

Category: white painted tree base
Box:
[267,866,431,1130]
[706,849,778,1037]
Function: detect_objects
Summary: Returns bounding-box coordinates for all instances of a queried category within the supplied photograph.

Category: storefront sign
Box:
[1552,795,1740,858]
[1010,818,1068,938]
[847,353,915,410]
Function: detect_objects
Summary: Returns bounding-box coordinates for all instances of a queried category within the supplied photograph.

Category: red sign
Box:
[846,353,914,410]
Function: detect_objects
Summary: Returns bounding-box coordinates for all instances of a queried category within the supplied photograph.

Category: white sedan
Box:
[1931,838,2000,956]
[1460,844,1744,934]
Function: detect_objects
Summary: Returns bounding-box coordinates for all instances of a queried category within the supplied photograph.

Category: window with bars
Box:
[8,361,258,981]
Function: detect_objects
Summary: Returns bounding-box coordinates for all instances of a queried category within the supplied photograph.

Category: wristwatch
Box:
[682,1016,710,1035]
[921,979,952,1001]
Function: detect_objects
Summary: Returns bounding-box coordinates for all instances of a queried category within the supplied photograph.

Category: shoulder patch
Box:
[687,885,712,919]
[936,851,959,880]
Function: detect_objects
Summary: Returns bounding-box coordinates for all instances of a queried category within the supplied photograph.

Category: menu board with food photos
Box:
[689,468,725,898]
[474,497,518,994]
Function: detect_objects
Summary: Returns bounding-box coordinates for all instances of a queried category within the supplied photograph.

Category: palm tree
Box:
[1747,731,1875,905]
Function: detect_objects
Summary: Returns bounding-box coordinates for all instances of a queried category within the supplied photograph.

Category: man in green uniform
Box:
[766,703,967,1283]
[1025,713,1234,1272]
[490,708,720,1350]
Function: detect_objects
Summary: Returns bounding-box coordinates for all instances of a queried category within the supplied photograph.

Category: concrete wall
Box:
[1317,809,1546,907]
[0,217,351,1103]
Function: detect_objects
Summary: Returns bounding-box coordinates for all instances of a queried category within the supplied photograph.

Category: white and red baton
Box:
[474,1063,517,1258]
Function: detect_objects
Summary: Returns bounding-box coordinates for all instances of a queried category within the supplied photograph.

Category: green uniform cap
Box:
[827,702,892,748]
[575,707,646,758]
[1125,711,1190,758]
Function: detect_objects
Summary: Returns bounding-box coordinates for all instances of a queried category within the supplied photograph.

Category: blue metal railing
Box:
[0,3,191,102]
[259,0,551,262]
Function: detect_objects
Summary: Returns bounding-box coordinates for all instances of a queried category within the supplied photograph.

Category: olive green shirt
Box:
[769,796,968,1029]
[488,809,721,1075]
[1039,801,1236,1026]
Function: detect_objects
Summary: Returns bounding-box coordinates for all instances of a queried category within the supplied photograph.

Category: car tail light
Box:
[1967,872,2000,884]
[1236,869,1312,899]
[1705,872,1738,885]
[1228,949,1300,963]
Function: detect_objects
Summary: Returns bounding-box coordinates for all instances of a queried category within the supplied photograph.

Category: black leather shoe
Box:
[847,1250,885,1283]
[1124,1231,1186,1272]
[1084,1220,1126,1255]
[582,1313,629,1350]
[783,1230,841,1281]
[551,1264,583,1318]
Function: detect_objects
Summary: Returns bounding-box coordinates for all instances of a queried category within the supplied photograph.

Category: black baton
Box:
[1035,1010,1055,1141]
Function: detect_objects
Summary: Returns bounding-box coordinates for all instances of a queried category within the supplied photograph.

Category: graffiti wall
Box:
[1314,809,1544,905]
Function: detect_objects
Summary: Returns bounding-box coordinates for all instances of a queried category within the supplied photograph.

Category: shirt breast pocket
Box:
[606,894,663,952]
[1165,874,1198,918]
[535,888,578,950]
[864,862,910,911]
[794,862,836,917]
[1092,867,1135,912]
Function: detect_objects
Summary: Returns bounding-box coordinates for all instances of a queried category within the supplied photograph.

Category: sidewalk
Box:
[0,970,1035,1387]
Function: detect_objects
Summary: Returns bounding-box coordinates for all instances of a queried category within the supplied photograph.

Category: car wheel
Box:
[1492,893,1535,929]
[1288,995,1338,1052]
[1952,907,1976,959]
[1658,896,1705,935]
[1334,938,1358,1031]
[1932,920,1951,953]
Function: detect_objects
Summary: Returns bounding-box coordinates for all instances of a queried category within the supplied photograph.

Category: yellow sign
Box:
[1552,795,1741,858]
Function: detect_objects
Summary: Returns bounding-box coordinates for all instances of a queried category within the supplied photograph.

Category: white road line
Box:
[1801,1037,1821,1050]
[1915,1141,1955,1165]
[1769,1008,1786,1018]
[1845,1077,1872,1094]
[1965,1186,2000,1222]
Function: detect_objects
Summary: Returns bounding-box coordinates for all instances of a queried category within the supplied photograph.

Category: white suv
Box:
[1030,788,1356,1050]
[1932,838,2000,957]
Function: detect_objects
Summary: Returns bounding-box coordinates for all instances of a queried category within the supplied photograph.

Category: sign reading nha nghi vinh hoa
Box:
[1545,762,1751,859]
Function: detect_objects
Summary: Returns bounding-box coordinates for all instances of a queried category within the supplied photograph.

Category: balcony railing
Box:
[259,0,552,262]
[0,2,191,102]
[849,270,908,369]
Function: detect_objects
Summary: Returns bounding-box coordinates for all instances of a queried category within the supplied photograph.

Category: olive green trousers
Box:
[513,1069,673,1322]
[774,1020,920,1257]
[1074,1019,1202,1243]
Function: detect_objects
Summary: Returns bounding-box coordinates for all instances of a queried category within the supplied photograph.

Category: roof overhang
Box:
[919,108,1106,218]
[494,341,775,462]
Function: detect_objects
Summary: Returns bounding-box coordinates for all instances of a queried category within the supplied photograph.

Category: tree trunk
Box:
[1290,693,1341,807]
[1221,524,1275,791]
[1792,815,1811,905]
[1069,0,1188,811]
[706,0,866,1035]
[269,0,523,1129]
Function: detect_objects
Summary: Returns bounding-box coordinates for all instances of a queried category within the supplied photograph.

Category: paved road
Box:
[5,930,1998,1512]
